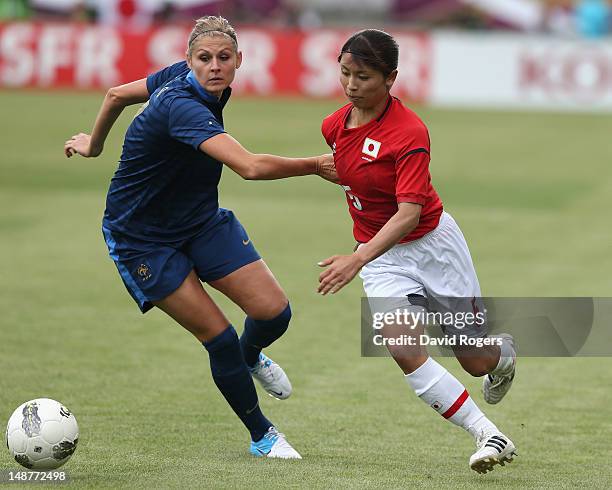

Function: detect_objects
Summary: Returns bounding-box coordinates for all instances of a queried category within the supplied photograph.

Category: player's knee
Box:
[391,352,428,374]
[266,301,291,335]
[277,301,291,323]
[462,361,489,377]
[245,302,292,347]
[249,292,289,321]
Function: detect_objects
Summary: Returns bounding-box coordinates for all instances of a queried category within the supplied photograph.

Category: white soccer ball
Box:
[5,398,79,470]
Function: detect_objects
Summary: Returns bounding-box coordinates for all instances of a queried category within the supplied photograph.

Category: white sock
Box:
[490,337,516,377]
[405,357,496,438]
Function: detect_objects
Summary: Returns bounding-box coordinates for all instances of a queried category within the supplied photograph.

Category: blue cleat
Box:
[250,427,302,459]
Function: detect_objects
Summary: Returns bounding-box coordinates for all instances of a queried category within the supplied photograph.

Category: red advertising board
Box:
[0,22,431,102]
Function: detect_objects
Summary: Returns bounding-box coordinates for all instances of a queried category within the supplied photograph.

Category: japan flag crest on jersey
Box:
[362,137,381,159]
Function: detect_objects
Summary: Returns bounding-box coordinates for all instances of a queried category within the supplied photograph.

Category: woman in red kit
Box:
[318,29,518,473]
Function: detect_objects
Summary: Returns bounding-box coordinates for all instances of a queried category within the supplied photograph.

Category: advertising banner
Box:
[1,22,611,111]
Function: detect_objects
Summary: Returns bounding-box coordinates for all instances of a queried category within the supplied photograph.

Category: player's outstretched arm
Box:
[200,133,338,182]
[317,202,422,295]
[64,79,150,158]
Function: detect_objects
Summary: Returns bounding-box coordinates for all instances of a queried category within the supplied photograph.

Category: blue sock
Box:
[240,303,292,368]
[203,325,272,442]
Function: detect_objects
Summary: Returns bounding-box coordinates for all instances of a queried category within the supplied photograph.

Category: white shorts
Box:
[360,211,486,338]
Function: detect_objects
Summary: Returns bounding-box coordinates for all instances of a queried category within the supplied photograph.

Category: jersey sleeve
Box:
[146,61,189,95]
[394,124,432,205]
[395,150,431,205]
[321,114,336,149]
[168,97,226,150]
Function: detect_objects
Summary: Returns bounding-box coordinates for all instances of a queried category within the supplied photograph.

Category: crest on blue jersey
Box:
[137,263,152,282]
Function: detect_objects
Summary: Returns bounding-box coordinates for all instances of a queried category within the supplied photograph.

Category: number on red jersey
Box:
[342,185,363,211]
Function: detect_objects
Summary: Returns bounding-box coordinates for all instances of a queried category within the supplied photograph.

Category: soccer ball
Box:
[5,398,79,470]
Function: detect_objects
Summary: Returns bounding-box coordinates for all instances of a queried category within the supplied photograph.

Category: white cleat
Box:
[483,334,516,404]
[469,429,517,474]
[250,427,302,459]
[249,353,292,400]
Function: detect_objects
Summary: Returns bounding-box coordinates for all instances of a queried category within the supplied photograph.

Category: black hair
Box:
[338,29,399,77]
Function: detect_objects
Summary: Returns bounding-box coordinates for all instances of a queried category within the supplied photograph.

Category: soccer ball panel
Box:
[59,409,79,440]
[6,402,27,433]
[7,428,28,454]
[52,439,78,466]
[40,420,63,446]
[14,454,34,469]
[35,399,63,424]
[26,435,52,461]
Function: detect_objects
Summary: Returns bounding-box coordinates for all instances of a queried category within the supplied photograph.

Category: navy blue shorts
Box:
[102,209,260,313]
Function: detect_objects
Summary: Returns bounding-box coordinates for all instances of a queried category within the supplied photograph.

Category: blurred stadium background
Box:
[1,0,611,488]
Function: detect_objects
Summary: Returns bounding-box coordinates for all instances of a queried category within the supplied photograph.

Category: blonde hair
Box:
[187,16,238,57]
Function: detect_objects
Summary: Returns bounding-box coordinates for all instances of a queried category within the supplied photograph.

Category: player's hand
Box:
[315,153,339,183]
[64,133,102,158]
[317,253,365,295]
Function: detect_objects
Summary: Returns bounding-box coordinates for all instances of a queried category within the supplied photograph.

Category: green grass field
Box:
[1,91,611,489]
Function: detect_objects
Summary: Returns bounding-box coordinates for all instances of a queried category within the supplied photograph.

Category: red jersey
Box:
[321,96,443,244]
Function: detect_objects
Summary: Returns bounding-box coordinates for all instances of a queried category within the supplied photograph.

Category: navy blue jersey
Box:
[103,61,232,242]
